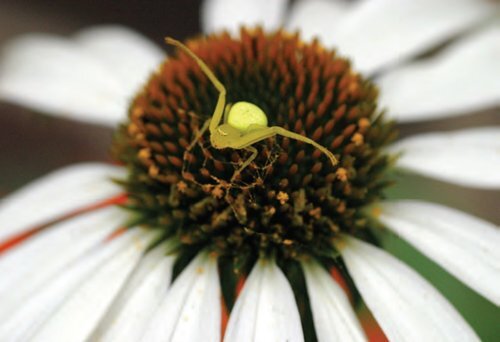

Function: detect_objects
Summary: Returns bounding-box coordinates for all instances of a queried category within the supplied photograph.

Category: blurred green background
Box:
[0,0,498,340]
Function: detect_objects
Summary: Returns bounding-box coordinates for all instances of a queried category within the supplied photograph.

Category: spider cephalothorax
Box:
[114,28,397,266]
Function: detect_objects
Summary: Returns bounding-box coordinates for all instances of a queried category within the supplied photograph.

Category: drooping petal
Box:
[379,24,500,122]
[201,0,288,35]
[286,0,351,43]
[0,206,126,319]
[74,25,165,98]
[224,259,304,342]
[0,26,164,126]
[141,251,221,342]
[332,0,497,74]
[0,163,125,242]
[0,229,151,341]
[31,228,155,342]
[378,200,500,306]
[0,35,124,125]
[339,236,480,342]
[92,241,176,342]
[390,127,500,189]
[302,259,366,342]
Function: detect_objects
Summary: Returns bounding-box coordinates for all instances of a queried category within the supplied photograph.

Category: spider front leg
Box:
[231,146,258,182]
[228,125,338,168]
[165,38,227,138]
[186,118,211,152]
[271,126,338,167]
[269,126,338,166]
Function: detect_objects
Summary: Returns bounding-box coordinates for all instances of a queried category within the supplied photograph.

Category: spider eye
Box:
[227,101,268,132]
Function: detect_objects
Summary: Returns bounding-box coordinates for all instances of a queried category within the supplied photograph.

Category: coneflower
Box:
[0,0,498,341]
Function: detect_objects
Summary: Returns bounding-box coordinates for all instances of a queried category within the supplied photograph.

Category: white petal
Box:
[0,34,127,126]
[201,0,288,35]
[0,206,127,320]
[92,241,176,342]
[32,228,155,342]
[302,260,366,342]
[390,127,500,189]
[0,229,149,341]
[378,200,500,306]
[74,25,165,98]
[224,259,304,342]
[141,251,221,342]
[0,163,125,242]
[286,0,351,44]
[339,236,479,342]
[380,24,500,121]
[0,25,164,126]
[332,0,498,74]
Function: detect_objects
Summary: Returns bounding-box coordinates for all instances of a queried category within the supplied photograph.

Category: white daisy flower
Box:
[1,0,499,341]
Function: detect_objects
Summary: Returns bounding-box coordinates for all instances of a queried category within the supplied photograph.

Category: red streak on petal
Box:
[329,267,388,341]
[360,307,388,342]
[220,296,229,341]
[0,227,42,254]
[329,267,352,302]
[236,275,246,296]
[0,193,128,255]
[93,193,128,207]
[105,227,128,241]
[221,275,246,340]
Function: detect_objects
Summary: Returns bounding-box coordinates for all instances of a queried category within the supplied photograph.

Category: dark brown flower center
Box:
[113,28,397,267]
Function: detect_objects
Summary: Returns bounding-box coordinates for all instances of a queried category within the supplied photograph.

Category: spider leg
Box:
[165,38,226,136]
[231,146,259,182]
[228,125,337,167]
[187,118,211,152]
[223,103,233,123]
[270,126,338,167]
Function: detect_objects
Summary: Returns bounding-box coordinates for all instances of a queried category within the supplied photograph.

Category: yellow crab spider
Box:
[166,38,338,179]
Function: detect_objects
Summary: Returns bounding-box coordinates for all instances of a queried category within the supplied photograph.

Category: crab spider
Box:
[165,38,338,180]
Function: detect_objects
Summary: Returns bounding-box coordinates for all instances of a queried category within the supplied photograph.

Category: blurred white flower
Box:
[0,0,499,341]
